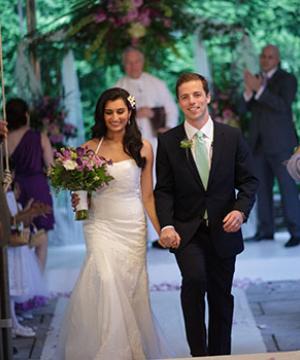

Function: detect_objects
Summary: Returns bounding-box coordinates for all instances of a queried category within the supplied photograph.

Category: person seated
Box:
[6,182,51,338]
[6,98,55,271]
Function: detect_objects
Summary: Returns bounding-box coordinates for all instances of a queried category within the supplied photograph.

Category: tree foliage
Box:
[1,0,300,134]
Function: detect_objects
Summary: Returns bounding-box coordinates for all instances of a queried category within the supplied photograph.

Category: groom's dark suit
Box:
[154,121,258,356]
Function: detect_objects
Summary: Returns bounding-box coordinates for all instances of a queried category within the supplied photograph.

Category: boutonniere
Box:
[180,138,193,149]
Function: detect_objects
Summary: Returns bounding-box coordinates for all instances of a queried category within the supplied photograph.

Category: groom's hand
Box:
[223,210,244,233]
[159,227,181,249]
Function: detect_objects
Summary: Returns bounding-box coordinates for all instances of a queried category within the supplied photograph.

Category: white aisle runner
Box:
[40,286,265,359]
[42,243,268,359]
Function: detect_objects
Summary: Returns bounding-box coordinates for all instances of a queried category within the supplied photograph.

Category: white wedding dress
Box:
[56,155,169,360]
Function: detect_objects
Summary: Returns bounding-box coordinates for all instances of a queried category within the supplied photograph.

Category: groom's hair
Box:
[175,73,209,98]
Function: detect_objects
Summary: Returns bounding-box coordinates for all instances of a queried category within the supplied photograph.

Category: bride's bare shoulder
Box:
[81,138,99,151]
[141,139,153,158]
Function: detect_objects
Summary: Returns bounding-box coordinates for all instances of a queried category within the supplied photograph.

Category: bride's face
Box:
[103,98,131,133]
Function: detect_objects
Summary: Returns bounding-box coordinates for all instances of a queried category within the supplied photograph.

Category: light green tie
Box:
[195,131,209,189]
[195,131,209,220]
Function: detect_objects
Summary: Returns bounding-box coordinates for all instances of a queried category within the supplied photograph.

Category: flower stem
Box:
[75,209,88,221]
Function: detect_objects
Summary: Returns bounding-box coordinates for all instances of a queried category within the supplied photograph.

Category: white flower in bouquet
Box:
[63,159,78,170]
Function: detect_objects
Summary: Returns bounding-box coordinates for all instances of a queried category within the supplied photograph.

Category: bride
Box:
[55,87,179,360]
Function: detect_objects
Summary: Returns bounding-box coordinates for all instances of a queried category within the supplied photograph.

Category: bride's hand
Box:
[71,192,79,211]
[71,192,92,210]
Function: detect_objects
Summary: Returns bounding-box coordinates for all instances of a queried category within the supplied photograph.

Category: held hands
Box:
[159,227,181,249]
[71,192,80,210]
[244,69,263,94]
[71,192,91,211]
[223,210,244,233]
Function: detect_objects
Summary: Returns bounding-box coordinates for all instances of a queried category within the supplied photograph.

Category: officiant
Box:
[115,47,178,247]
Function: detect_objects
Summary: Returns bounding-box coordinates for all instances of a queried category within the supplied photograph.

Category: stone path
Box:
[246,280,300,353]
[12,280,300,359]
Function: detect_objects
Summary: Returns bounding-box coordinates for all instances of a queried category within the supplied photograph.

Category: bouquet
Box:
[49,146,114,220]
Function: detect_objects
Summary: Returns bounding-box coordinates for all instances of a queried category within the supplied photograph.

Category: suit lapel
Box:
[208,122,224,187]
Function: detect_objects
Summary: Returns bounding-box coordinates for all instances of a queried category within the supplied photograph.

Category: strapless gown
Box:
[56,159,169,360]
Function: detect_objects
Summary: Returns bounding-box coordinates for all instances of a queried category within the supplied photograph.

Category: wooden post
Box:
[26,0,41,82]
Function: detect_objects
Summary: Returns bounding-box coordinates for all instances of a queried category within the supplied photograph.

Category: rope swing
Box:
[0,24,12,192]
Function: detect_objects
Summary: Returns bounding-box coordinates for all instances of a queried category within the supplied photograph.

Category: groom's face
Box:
[177,80,211,125]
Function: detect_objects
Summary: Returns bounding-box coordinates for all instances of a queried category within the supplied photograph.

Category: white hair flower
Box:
[127,95,136,109]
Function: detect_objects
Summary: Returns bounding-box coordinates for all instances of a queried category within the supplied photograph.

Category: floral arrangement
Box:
[49,146,114,219]
[210,89,240,129]
[51,0,195,65]
[30,96,77,148]
[49,146,113,193]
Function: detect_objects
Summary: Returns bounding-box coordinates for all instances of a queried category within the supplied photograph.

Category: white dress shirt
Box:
[184,116,214,168]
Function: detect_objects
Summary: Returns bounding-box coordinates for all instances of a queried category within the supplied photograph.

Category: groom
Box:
[154,73,258,356]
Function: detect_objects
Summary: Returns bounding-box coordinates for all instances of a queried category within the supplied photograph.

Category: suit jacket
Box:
[240,68,298,154]
[154,122,258,258]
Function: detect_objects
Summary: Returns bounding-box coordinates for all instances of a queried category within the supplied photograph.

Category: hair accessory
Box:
[127,95,136,109]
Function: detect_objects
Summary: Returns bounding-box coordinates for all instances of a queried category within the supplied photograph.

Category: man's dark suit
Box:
[240,68,300,239]
[154,122,258,356]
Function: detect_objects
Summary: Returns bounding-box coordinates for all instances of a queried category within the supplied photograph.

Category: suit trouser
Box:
[254,150,300,238]
[175,224,236,357]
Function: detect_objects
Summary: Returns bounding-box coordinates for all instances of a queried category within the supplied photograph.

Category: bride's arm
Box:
[140,140,161,236]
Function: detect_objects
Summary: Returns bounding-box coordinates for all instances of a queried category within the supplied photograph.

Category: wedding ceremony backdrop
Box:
[1,0,300,244]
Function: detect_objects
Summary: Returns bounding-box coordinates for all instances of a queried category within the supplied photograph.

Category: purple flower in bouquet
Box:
[76,146,85,157]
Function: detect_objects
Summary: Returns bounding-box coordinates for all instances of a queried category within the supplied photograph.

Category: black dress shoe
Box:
[152,240,166,249]
[284,237,300,248]
[244,233,273,242]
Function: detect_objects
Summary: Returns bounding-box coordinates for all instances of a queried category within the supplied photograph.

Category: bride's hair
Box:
[92,87,146,168]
